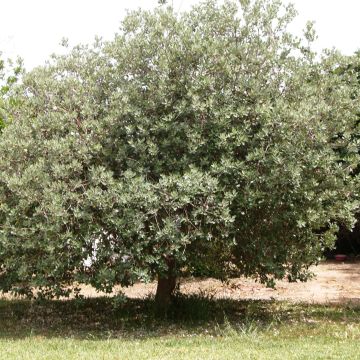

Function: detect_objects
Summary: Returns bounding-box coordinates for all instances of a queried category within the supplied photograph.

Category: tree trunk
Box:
[155,258,176,315]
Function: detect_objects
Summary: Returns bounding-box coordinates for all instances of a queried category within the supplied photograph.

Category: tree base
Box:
[154,259,176,316]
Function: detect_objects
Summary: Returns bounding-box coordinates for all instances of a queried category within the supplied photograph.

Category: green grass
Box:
[0,295,359,359]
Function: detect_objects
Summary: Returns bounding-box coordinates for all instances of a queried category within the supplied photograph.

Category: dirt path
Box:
[103,260,360,305]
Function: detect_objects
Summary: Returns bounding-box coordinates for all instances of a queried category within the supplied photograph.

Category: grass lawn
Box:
[0,295,359,359]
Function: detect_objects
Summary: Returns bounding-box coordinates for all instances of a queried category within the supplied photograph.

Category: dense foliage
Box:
[0,0,359,302]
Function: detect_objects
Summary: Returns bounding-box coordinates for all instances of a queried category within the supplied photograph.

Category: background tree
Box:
[0,0,359,309]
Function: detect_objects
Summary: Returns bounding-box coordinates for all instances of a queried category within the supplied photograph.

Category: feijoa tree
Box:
[0,0,359,308]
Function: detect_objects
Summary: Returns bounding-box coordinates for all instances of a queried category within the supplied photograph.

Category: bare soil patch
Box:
[77,260,360,305]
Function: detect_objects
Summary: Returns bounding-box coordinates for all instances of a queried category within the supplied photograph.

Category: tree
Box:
[330,51,360,255]
[0,0,359,309]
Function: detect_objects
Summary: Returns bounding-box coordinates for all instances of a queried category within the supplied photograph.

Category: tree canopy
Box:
[0,0,359,306]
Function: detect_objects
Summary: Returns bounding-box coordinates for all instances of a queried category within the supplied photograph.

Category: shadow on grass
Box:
[0,294,359,340]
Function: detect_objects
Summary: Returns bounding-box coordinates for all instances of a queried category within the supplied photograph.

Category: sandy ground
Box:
[78,260,360,305]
